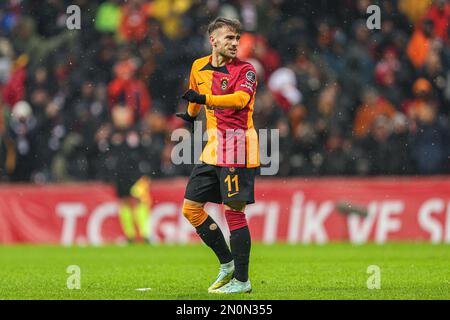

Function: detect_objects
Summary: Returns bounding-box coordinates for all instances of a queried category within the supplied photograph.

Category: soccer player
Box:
[176,17,259,294]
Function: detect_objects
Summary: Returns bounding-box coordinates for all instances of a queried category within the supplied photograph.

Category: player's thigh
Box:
[219,166,258,205]
[184,163,222,204]
[224,201,246,212]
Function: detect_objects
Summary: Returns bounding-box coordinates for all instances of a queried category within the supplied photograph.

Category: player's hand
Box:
[176,111,197,132]
[182,89,206,105]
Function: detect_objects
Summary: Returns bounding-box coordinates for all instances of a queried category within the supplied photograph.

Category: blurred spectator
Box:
[345,20,375,87]
[402,78,438,119]
[119,0,152,43]
[95,0,122,34]
[359,115,412,175]
[7,101,38,181]
[390,112,414,174]
[419,46,448,111]
[374,47,402,107]
[410,104,450,174]
[423,0,450,41]
[399,0,433,24]
[55,81,108,181]
[108,58,152,123]
[407,19,437,69]
[151,0,192,40]
[353,87,397,137]
[2,53,27,107]
[268,66,302,112]
[310,83,351,142]
[252,35,280,80]
[11,16,77,72]
[0,0,448,182]
[320,128,354,175]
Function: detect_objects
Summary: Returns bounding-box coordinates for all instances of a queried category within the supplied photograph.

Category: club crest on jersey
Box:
[229,167,235,173]
[220,77,229,91]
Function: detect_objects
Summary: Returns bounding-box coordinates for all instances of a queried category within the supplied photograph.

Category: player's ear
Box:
[209,34,215,47]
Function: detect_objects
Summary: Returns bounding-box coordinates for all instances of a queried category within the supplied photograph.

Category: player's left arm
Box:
[182,65,257,110]
[204,90,251,110]
[207,64,257,110]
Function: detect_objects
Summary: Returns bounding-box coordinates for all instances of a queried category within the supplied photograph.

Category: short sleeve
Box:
[234,64,257,96]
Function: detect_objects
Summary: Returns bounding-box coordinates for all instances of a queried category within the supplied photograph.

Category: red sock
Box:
[224,210,247,231]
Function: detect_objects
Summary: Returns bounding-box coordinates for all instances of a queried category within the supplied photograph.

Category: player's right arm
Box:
[187,63,202,117]
[176,61,200,130]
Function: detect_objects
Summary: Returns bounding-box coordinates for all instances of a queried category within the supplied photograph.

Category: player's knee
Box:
[182,200,208,227]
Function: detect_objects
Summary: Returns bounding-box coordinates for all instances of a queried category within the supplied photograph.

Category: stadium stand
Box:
[0,0,449,184]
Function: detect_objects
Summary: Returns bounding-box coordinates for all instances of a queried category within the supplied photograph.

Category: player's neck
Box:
[211,52,232,67]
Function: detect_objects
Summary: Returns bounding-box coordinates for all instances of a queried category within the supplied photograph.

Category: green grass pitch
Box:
[0,243,449,300]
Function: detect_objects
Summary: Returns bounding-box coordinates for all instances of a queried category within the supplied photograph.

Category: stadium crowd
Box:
[0,0,449,184]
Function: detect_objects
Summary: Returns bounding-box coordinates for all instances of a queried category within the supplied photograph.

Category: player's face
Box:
[211,27,241,59]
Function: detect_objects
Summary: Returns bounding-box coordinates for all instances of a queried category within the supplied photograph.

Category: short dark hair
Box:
[207,17,241,35]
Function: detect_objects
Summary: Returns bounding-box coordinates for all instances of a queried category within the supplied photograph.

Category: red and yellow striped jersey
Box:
[187,55,259,168]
